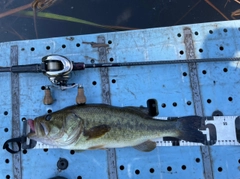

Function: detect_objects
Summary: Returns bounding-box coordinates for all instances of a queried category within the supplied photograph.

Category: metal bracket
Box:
[97,35,118,179]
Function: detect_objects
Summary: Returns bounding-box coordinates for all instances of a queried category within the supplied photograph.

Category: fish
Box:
[27,104,206,152]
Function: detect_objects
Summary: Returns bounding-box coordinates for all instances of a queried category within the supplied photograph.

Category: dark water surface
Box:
[0,0,239,42]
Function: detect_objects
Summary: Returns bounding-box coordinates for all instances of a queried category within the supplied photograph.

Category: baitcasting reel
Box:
[42,55,77,90]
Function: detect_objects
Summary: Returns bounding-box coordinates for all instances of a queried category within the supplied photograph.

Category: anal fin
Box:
[133,140,156,152]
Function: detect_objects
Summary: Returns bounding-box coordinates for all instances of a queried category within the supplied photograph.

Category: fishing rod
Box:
[1,55,239,89]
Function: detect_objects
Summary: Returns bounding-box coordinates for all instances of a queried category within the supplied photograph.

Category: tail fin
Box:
[176,116,206,144]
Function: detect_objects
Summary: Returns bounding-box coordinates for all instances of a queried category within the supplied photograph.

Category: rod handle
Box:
[73,63,85,71]
[11,64,43,73]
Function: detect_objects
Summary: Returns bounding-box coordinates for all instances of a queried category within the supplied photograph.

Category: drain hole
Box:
[207,99,212,104]
[5,159,9,163]
[187,101,192,105]
[218,167,223,172]
[70,150,75,155]
[219,46,224,51]
[223,68,228,72]
[135,169,140,175]
[120,165,124,170]
[172,102,177,107]
[167,166,172,171]
[181,165,186,170]
[149,168,154,173]
[179,50,184,55]
[195,158,201,163]
[161,103,166,108]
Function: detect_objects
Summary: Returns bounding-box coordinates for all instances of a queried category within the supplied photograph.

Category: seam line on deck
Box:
[183,27,214,179]
[10,45,22,179]
[98,35,118,179]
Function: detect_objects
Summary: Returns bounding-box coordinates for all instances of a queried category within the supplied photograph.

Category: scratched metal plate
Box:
[0,20,240,179]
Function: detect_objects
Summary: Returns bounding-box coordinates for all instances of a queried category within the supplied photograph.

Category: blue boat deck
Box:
[0,20,240,179]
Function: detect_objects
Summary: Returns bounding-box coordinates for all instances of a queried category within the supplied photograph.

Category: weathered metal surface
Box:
[98,35,118,179]
[183,27,213,179]
[10,45,22,179]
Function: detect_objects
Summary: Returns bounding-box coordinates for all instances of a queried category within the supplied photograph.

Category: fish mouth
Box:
[27,119,37,139]
[27,119,49,136]
[28,119,35,132]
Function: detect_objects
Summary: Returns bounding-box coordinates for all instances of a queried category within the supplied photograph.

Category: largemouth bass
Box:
[27,104,205,152]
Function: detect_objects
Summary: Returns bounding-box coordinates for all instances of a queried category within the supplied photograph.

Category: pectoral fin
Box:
[84,125,111,140]
[133,140,156,152]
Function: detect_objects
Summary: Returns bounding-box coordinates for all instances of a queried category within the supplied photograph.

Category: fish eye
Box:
[45,114,52,121]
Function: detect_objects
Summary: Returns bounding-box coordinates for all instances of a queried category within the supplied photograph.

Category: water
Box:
[0,0,239,42]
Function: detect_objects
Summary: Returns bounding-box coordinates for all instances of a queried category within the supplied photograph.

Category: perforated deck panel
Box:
[0,20,240,179]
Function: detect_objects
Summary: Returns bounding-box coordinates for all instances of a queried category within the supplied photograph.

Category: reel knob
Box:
[43,86,53,105]
[76,85,86,104]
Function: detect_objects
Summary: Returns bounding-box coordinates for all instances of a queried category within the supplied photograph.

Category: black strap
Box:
[3,136,25,154]
[3,136,37,154]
